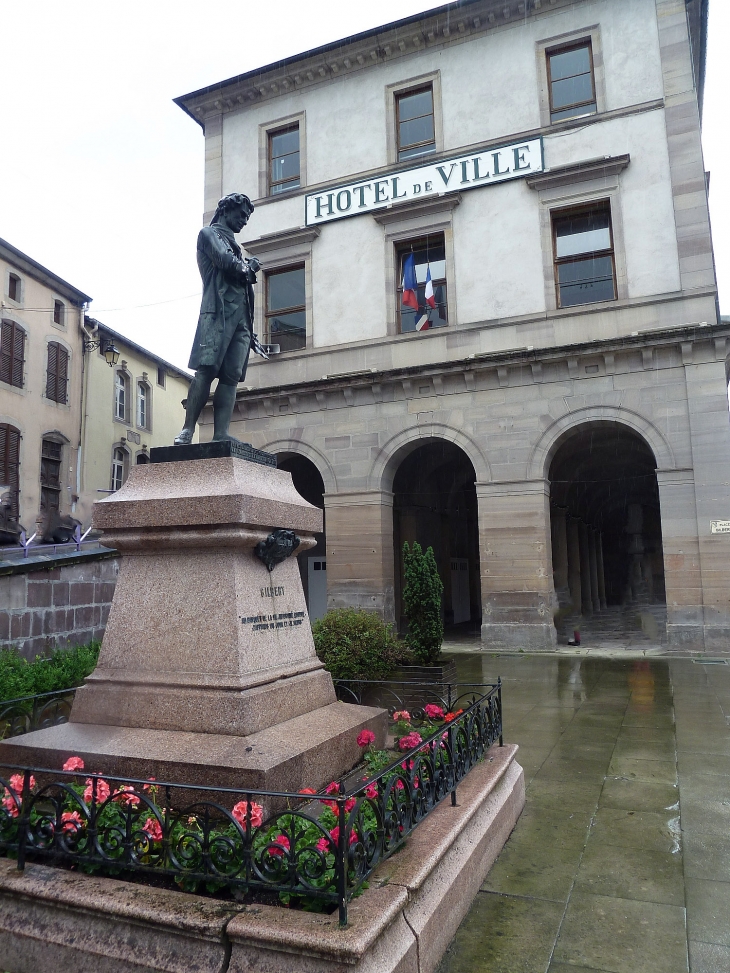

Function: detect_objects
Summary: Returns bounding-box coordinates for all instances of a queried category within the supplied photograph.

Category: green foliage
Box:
[401,542,444,666]
[312,608,407,680]
[0,641,101,703]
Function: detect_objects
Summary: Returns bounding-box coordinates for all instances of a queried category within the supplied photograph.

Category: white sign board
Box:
[305,137,544,226]
[711,520,730,533]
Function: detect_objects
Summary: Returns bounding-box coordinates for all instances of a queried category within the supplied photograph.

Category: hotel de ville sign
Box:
[305,136,544,226]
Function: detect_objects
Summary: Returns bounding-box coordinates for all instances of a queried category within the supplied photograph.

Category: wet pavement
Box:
[436,654,730,973]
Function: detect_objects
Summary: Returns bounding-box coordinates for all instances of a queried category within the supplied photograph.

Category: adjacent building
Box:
[1,237,91,533]
[176,0,728,652]
[76,319,196,526]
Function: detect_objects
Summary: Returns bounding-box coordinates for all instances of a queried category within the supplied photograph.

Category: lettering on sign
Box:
[305,137,544,226]
[261,585,285,598]
[241,610,306,632]
[711,520,730,534]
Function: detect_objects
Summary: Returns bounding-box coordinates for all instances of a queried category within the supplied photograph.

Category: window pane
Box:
[398,88,433,122]
[270,128,299,157]
[399,141,437,161]
[268,268,305,311]
[555,210,610,257]
[268,310,306,351]
[551,74,594,111]
[400,296,448,332]
[271,152,300,184]
[551,101,597,122]
[558,256,615,306]
[402,242,446,283]
[549,46,591,82]
[399,115,435,150]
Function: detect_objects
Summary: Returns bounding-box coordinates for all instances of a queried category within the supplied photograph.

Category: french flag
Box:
[402,253,419,312]
[416,265,435,330]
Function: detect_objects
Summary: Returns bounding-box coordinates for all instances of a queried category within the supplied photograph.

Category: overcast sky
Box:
[1,1,727,372]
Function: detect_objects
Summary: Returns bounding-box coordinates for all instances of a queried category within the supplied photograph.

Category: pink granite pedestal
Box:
[0,455,386,794]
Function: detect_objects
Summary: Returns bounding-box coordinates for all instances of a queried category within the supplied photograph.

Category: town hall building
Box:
[175,0,729,653]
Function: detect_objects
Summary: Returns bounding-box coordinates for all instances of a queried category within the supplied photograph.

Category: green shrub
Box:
[312,608,407,680]
[0,641,101,703]
[402,542,444,666]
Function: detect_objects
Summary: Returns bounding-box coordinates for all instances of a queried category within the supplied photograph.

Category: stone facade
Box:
[176,0,727,652]
[0,550,118,660]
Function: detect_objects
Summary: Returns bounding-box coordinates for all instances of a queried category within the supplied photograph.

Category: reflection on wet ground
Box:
[436,654,730,973]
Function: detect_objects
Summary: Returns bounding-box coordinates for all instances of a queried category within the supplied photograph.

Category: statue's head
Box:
[211,193,254,229]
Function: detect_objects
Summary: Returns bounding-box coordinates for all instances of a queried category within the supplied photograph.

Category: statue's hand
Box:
[247,257,261,274]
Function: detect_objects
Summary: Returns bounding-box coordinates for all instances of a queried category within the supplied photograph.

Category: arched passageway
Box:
[548,423,666,639]
[276,454,327,621]
[392,440,480,634]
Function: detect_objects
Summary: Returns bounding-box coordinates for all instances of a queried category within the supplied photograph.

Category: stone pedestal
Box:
[0,447,386,794]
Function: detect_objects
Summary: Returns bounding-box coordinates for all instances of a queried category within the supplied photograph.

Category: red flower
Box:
[444,712,455,722]
[325,781,340,796]
[232,800,264,829]
[62,756,85,772]
[322,825,359,849]
[7,773,36,794]
[357,729,376,748]
[2,795,19,818]
[83,778,111,804]
[424,704,445,720]
[298,787,317,795]
[393,710,411,722]
[114,785,140,807]
[142,817,163,842]
[364,783,378,800]
[398,731,423,751]
[344,797,356,813]
[270,834,290,857]
[60,811,83,834]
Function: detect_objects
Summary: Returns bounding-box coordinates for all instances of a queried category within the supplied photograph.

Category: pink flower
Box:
[232,800,264,829]
[357,729,376,748]
[396,779,405,790]
[364,783,378,800]
[8,773,35,794]
[2,795,19,818]
[325,781,340,796]
[143,817,163,842]
[424,704,445,720]
[143,777,156,793]
[61,811,83,834]
[324,826,358,848]
[316,835,331,853]
[269,834,290,857]
[344,797,356,813]
[393,711,411,722]
[83,778,111,804]
[114,785,140,807]
[398,731,423,751]
[62,756,85,772]
[298,787,317,795]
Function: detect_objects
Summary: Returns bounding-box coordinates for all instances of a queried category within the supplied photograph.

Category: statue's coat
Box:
[188,223,255,376]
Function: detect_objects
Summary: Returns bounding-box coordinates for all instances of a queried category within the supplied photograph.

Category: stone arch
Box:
[259,437,338,495]
[369,422,491,493]
[527,406,675,481]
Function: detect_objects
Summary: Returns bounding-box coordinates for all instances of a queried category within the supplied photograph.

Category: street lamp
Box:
[83,335,121,367]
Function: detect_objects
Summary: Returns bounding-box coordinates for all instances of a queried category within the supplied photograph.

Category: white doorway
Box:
[307,557,328,622]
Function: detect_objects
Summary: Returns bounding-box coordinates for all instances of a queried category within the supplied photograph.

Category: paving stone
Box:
[685,878,730,948]
[688,939,730,973]
[682,830,730,882]
[574,840,685,906]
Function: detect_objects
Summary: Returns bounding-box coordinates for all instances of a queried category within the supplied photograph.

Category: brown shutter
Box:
[57,345,68,404]
[46,341,58,401]
[10,323,24,388]
[0,423,21,518]
[1,321,24,389]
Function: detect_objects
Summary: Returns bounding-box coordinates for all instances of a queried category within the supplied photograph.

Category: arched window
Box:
[40,437,64,511]
[136,452,149,465]
[115,371,128,422]
[111,446,128,492]
[0,320,25,389]
[0,423,21,518]
[46,342,69,404]
[137,381,150,430]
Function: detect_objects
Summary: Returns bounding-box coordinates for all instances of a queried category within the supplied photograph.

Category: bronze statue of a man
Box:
[175,193,261,445]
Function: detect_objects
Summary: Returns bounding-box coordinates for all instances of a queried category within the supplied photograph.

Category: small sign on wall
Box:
[711,520,730,533]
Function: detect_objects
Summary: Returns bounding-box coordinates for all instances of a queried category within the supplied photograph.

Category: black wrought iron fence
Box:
[0,680,502,924]
[0,689,75,739]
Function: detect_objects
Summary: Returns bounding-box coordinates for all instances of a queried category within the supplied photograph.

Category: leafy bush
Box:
[402,542,444,666]
[312,609,407,680]
[0,642,101,703]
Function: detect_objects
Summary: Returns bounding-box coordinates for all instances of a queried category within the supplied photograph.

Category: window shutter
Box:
[1,321,13,386]
[46,342,58,401]
[10,324,24,388]
[57,345,68,404]
[0,423,21,518]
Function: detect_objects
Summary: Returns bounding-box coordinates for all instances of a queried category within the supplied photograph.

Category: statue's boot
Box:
[212,382,240,442]
[174,371,213,445]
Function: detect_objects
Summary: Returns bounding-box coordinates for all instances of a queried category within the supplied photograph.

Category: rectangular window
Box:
[137,383,149,429]
[157,366,166,388]
[547,42,596,122]
[40,439,62,512]
[265,266,306,352]
[111,447,127,492]
[46,342,69,404]
[0,423,21,519]
[0,319,25,388]
[552,203,616,308]
[269,125,300,195]
[115,371,127,421]
[396,86,435,161]
[397,236,448,333]
[53,300,65,326]
[8,274,20,303]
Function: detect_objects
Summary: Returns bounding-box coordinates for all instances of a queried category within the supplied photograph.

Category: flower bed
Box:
[0,681,502,925]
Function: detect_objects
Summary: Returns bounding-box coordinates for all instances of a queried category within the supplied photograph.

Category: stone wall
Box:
[0,549,118,660]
